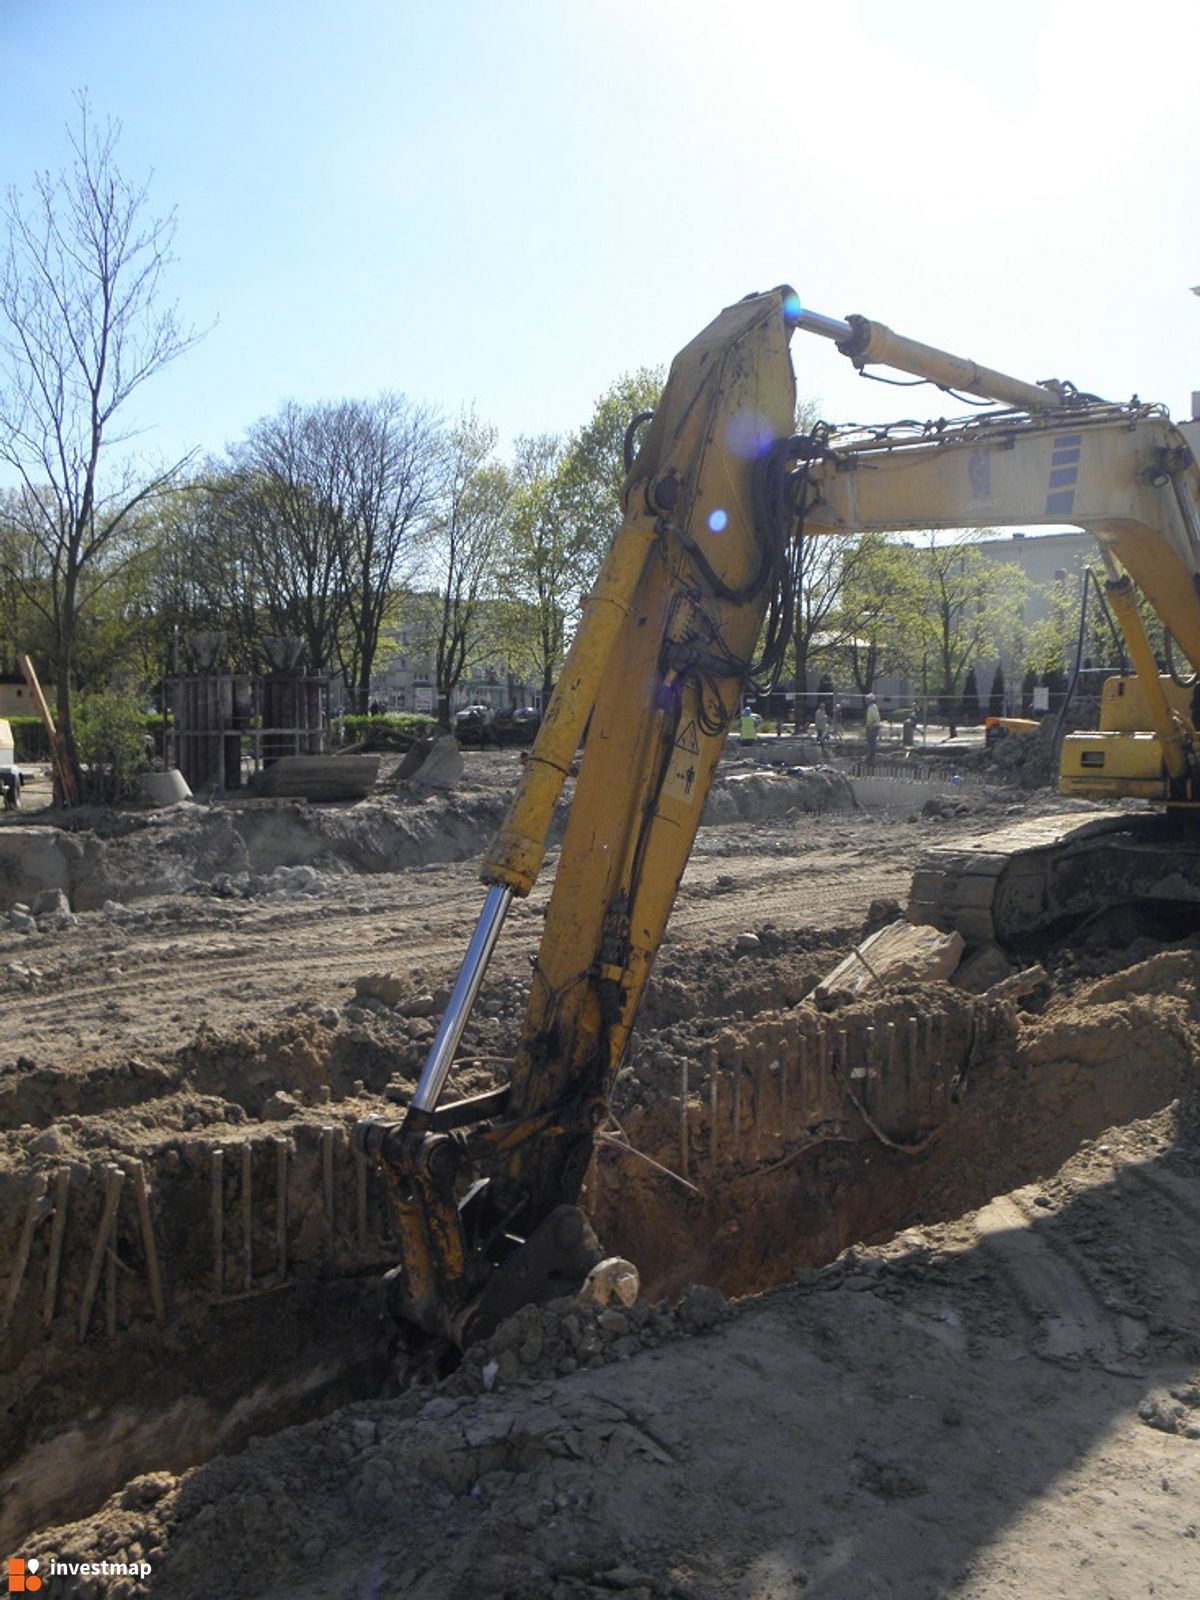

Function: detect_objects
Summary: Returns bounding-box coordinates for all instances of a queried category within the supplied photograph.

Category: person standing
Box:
[814,702,829,753]
[865,692,881,763]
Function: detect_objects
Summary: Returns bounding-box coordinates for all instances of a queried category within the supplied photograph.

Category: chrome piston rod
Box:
[410,883,513,1114]
[792,298,1064,410]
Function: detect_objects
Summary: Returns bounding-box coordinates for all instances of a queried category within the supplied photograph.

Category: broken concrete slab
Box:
[256,755,380,802]
[811,917,964,1006]
[399,734,463,791]
[138,768,192,806]
[0,827,76,911]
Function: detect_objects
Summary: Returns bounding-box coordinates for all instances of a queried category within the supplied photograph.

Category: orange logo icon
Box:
[6,1559,41,1593]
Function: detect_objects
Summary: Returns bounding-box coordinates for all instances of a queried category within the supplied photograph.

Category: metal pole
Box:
[410,884,513,1113]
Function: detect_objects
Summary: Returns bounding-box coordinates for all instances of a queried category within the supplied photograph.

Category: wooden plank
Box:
[18,653,78,807]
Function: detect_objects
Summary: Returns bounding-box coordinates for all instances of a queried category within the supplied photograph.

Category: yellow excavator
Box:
[357,286,1200,1351]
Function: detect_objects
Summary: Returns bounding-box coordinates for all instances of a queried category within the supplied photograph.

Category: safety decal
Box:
[662,718,703,805]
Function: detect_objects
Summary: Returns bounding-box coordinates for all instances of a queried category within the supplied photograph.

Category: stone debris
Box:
[811,918,964,1006]
[952,940,1017,994]
[448,1282,731,1397]
[577,1257,640,1310]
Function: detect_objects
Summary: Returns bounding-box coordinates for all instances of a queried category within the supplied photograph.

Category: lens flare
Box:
[724,410,775,461]
[782,288,801,324]
[707,508,728,533]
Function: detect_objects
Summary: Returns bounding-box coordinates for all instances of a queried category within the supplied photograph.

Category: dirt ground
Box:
[2,748,1199,1597]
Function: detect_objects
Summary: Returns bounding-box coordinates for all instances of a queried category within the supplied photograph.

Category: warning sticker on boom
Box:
[661,718,703,805]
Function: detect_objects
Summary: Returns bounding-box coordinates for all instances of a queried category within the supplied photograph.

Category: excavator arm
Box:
[358,286,801,1348]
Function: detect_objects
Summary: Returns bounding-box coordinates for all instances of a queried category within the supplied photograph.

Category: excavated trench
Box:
[3,933,1198,1550]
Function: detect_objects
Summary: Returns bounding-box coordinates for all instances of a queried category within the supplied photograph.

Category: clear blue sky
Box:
[3,0,1199,477]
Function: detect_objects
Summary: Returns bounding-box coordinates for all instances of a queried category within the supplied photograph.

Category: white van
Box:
[0,718,22,808]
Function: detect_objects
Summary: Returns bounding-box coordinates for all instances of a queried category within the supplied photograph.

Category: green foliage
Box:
[917,541,1029,698]
[1021,667,1038,714]
[557,367,663,582]
[73,688,152,803]
[834,535,929,691]
[333,713,438,748]
[8,715,48,761]
[497,434,575,696]
[988,665,1006,718]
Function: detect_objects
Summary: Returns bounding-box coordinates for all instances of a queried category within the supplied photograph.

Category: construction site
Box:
[6,0,1200,1587]
[5,260,1200,1599]
[1,710,1199,1598]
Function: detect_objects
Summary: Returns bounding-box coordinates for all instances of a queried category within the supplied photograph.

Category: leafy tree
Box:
[0,95,200,781]
[1021,666,1038,715]
[73,685,149,803]
[1044,665,1069,711]
[424,413,511,725]
[912,537,1028,736]
[958,665,980,725]
[988,664,1006,718]
[210,396,442,704]
[142,472,263,674]
[557,367,663,588]
[1023,561,1143,688]
[834,534,928,693]
[495,432,577,702]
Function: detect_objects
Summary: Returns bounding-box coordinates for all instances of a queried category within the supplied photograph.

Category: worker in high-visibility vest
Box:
[739,707,758,744]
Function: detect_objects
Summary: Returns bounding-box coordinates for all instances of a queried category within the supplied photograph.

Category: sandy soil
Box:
[2,749,1198,1597]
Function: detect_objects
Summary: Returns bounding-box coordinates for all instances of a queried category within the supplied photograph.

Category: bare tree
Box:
[0,94,200,775]
[792,533,854,711]
[225,403,349,672]
[333,395,443,713]
[145,471,265,673]
[219,396,442,700]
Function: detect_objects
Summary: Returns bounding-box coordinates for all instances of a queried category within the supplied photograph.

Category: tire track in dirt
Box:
[3,837,905,1067]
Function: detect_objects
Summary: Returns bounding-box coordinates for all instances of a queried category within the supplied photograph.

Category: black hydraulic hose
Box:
[623,411,655,474]
[1164,628,1200,690]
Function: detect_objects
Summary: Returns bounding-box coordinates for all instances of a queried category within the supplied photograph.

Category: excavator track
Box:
[907,808,1200,947]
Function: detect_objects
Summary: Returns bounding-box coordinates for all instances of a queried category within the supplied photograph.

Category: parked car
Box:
[511,707,541,722]
[454,704,493,723]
